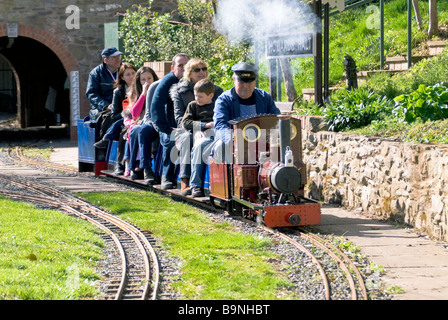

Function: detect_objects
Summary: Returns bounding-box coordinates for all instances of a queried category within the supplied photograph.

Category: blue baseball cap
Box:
[101,47,123,58]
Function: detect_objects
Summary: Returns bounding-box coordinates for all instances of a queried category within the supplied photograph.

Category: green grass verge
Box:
[0,197,104,300]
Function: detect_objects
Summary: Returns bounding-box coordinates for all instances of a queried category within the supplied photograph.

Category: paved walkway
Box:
[318,206,448,300]
[4,137,448,300]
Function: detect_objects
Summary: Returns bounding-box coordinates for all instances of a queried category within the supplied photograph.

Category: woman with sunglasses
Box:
[169,59,223,195]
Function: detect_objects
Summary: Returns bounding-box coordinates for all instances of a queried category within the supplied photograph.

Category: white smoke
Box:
[214,0,321,46]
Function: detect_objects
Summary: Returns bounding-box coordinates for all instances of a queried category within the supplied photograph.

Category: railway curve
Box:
[0,143,388,300]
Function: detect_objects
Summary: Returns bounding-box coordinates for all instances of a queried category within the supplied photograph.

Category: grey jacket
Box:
[170,79,223,128]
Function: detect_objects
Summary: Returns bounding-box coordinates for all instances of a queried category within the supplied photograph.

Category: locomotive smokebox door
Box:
[270,165,302,194]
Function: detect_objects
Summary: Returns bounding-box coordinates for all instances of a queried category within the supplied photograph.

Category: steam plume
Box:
[214,0,321,45]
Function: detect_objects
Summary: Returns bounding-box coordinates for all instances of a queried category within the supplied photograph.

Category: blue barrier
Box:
[77,119,107,174]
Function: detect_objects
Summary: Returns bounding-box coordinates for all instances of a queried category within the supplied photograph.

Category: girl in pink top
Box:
[122,66,158,177]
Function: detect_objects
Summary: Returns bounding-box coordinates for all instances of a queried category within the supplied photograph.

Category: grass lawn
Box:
[0,197,104,300]
[1,190,299,300]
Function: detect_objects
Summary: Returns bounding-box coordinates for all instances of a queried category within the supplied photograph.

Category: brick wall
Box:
[0,0,178,139]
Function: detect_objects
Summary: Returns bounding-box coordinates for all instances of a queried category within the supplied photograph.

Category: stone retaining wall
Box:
[298,116,448,242]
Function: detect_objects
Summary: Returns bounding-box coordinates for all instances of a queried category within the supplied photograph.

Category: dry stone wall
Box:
[298,116,448,242]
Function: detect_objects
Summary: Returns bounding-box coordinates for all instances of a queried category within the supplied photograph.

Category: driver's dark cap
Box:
[232,62,258,83]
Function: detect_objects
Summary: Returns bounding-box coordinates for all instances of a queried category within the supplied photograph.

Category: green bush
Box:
[365,50,448,99]
[393,83,448,123]
[119,0,248,90]
[293,98,324,116]
[323,87,393,132]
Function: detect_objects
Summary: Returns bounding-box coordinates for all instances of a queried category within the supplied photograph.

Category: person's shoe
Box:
[114,165,124,176]
[124,170,130,177]
[130,170,138,180]
[144,168,155,184]
[161,176,174,190]
[161,181,174,190]
[181,178,191,196]
[191,187,204,198]
[94,139,109,149]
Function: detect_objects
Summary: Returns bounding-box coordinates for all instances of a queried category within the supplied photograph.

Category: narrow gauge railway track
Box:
[8,146,79,173]
[6,149,370,300]
[262,226,368,300]
[0,174,160,300]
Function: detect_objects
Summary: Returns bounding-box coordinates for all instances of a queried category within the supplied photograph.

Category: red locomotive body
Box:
[209,114,321,227]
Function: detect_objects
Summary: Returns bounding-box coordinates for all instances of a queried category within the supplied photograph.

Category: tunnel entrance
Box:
[0,36,69,129]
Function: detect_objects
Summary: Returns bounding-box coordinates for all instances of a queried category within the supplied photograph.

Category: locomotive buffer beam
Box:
[232,196,302,227]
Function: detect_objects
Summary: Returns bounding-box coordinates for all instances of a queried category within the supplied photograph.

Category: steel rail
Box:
[302,231,368,300]
[297,231,358,300]
[0,190,128,300]
[56,203,129,299]
[80,204,156,299]
[92,207,158,299]
[262,226,331,300]
[13,146,78,173]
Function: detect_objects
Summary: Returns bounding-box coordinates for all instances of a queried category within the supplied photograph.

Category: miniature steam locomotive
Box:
[208,114,321,227]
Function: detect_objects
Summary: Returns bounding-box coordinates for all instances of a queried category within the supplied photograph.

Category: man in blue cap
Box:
[213,62,280,162]
[86,47,123,115]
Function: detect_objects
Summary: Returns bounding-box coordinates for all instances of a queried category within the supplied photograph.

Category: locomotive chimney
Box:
[278,115,291,164]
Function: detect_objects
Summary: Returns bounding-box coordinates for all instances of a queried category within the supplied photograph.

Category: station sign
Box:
[266,32,316,59]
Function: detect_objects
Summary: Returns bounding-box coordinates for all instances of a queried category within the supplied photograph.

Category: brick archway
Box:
[0,24,79,139]
[0,24,78,74]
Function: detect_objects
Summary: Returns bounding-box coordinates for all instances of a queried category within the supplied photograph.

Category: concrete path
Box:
[318,205,448,300]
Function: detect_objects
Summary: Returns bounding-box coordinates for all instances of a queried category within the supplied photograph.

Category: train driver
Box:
[212,62,280,163]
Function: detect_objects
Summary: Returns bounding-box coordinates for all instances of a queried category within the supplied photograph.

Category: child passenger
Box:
[181,79,217,197]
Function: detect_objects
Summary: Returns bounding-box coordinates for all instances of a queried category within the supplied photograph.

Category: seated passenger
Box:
[126,67,158,179]
[93,63,136,175]
[171,58,223,195]
[86,47,123,119]
[151,53,190,190]
[213,62,280,163]
[181,79,217,197]
[129,79,161,185]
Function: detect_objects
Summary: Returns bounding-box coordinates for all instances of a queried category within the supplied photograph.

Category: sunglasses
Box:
[192,67,208,73]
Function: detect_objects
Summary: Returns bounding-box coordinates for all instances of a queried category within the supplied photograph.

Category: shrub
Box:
[323,87,393,131]
[393,83,448,123]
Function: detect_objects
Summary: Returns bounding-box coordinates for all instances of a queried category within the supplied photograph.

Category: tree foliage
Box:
[119,0,249,89]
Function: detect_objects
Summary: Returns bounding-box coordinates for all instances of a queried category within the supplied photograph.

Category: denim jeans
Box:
[212,139,233,164]
[190,136,215,189]
[129,123,157,170]
[103,118,123,141]
[159,131,177,182]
